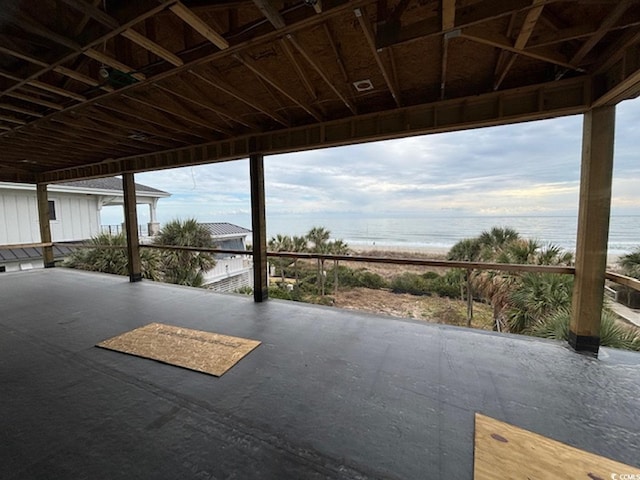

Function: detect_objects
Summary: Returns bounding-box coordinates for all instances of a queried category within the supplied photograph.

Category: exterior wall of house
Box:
[0,189,100,244]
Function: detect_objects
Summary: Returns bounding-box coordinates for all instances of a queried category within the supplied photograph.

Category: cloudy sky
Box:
[102,96,640,225]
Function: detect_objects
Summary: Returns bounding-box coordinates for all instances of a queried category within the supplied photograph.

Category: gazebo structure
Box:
[1,1,640,476]
[2,1,639,351]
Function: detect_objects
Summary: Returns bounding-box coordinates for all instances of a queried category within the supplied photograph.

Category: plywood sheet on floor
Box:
[474,413,639,479]
[97,322,260,376]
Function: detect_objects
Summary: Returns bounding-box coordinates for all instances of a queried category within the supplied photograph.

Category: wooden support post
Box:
[250,153,268,302]
[36,183,55,268]
[569,105,616,355]
[122,173,143,283]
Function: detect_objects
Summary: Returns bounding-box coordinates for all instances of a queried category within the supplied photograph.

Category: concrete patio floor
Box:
[1,268,639,479]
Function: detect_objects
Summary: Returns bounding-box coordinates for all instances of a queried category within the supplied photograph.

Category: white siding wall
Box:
[0,189,100,244]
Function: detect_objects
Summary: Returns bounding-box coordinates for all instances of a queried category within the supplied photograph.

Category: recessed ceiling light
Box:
[353,79,374,92]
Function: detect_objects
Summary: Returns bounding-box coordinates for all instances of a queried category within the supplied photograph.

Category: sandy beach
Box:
[349,244,622,269]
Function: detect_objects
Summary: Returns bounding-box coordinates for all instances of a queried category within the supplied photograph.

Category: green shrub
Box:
[327,266,388,290]
[422,271,440,280]
[427,274,460,298]
[529,307,640,351]
[390,272,430,296]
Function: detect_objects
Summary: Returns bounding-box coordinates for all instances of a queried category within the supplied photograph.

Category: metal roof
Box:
[199,222,251,237]
[0,1,637,184]
[0,245,75,263]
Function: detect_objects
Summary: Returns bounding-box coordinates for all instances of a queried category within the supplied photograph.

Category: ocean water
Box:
[221,214,640,255]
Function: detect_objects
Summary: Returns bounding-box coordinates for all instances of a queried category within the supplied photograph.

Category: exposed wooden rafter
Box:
[84,49,146,81]
[121,29,184,67]
[355,7,401,106]
[169,2,229,50]
[494,0,545,90]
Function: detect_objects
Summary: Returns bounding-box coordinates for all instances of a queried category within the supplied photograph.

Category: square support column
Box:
[250,153,268,302]
[36,183,55,268]
[122,173,143,283]
[569,105,616,356]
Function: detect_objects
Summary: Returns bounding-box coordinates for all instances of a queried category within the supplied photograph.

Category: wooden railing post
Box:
[122,173,142,282]
[569,105,616,356]
[250,152,268,302]
[36,183,55,268]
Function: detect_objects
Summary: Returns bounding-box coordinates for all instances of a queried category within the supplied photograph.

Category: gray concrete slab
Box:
[1,268,639,479]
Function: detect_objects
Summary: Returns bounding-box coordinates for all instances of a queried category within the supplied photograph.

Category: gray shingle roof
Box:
[199,222,251,237]
[58,177,168,194]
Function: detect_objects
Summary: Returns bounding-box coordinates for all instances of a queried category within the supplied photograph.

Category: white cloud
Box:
[100,97,640,225]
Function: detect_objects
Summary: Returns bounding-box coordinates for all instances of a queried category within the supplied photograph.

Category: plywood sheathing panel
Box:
[97,322,261,377]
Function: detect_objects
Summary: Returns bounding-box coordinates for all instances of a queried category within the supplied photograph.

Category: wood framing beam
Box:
[122,92,232,136]
[286,35,356,113]
[59,0,120,29]
[170,2,229,50]
[279,39,317,101]
[53,66,114,92]
[461,26,581,71]
[593,41,640,106]
[84,49,146,81]
[153,81,256,129]
[494,0,545,90]
[189,69,288,126]
[121,29,184,67]
[5,92,64,111]
[0,114,27,125]
[323,23,349,83]
[38,77,589,184]
[569,106,615,356]
[440,0,457,99]
[0,103,43,117]
[0,45,49,68]
[252,0,287,29]
[233,53,322,121]
[355,7,401,106]
[250,152,268,302]
[26,80,86,102]
[570,0,633,66]
[122,173,143,282]
[36,183,55,268]
[442,0,456,30]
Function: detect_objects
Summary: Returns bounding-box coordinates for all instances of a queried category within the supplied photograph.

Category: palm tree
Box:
[291,235,308,284]
[619,248,640,279]
[65,232,161,280]
[448,238,481,325]
[268,234,293,284]
[307,227,332,295]
[154,219,216,287]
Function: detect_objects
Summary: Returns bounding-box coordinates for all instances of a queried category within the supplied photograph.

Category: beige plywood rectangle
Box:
[97,323,260,377]
[474,413,640,480]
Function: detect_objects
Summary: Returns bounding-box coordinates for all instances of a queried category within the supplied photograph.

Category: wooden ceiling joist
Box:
[59,0,120,30]
[53,66,114,93]
[188,69,289,127]
[84,49,146,81]
[355,7,401,107]
[570,0,634,66]
[154,81,256,130]
[0,114,27,125]
[286,35,357,114]
[5,92,64,111]
[26,80,86,102]
[121,29,184,67]
[279,39,317,101]
[0,45,49,68]
[252,0,287,30]
[494,0,545,90]
[169,2,229,50]
[0,103,43,117]
[233,53,322,121]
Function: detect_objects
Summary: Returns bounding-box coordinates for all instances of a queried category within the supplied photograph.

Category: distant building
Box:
[0,177,169,272]
[199,222,253,293]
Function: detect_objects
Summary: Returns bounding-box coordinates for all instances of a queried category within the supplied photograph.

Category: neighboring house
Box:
[0,177,169,272]
[199,222,253,293]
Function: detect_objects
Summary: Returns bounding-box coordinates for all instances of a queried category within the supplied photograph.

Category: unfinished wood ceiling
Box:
[0,0,639,183]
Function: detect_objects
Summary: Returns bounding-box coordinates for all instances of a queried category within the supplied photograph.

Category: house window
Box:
[48,200,57,221]
[0,266,6,273]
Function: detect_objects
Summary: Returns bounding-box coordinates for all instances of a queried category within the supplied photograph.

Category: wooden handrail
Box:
[0,242,53,249]
[55,242,640,292]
